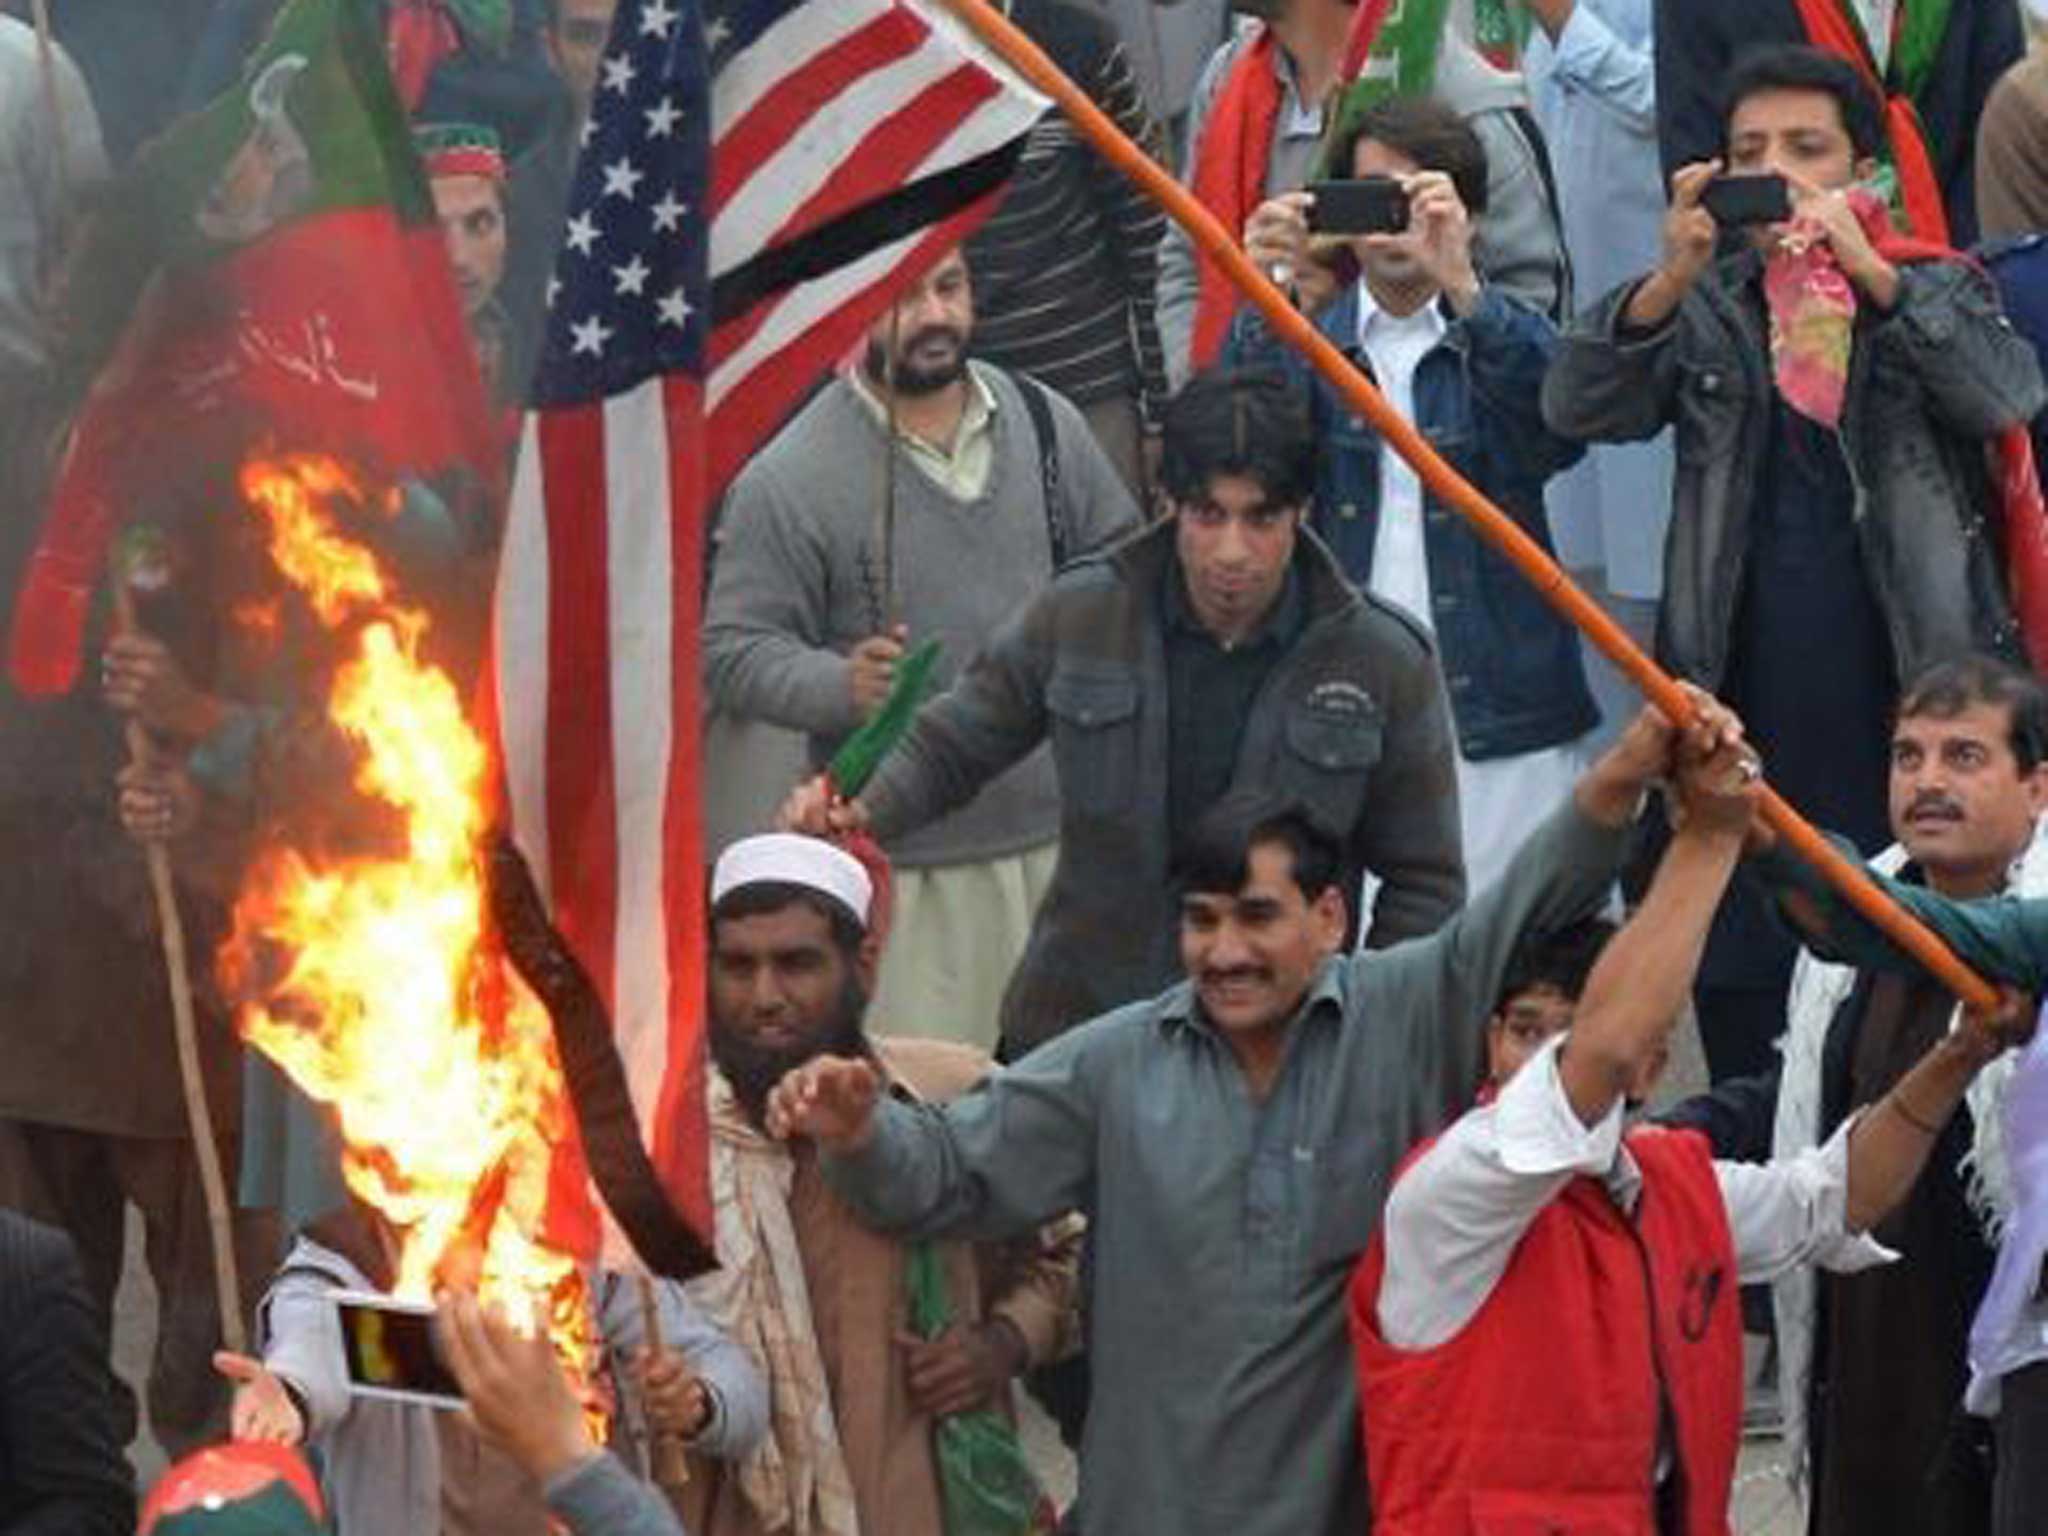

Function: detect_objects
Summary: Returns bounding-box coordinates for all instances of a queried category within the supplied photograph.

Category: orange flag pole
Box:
[937,0,1999,1013]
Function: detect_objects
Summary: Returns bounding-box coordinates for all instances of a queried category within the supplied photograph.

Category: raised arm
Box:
[771,1017,1117,1243]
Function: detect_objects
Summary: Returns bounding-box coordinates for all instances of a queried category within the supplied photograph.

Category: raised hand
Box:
[764,1055,883,1152]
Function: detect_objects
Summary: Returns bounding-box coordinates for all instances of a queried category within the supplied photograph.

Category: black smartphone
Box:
[1305,176,1410,236]
[334,1291,467,1410]
[1699,174,1792,227]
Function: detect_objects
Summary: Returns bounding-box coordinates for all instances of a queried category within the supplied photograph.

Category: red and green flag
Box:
[8,0,497,697]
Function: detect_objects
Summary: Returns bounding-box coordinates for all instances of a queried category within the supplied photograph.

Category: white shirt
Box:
[1355,285,1447,630]
[1352,283,1586,896]
[1378,1035,1897,1351]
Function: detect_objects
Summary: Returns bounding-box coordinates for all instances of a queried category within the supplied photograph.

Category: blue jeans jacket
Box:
[1229,285,1597,760]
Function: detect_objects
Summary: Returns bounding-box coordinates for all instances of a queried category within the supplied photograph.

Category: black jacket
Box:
[0,1213,132,1536]
[1544,251,2043,692]
[1652,0,2022,246]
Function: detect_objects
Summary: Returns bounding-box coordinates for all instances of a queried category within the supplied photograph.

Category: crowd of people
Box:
[9,0,2048,1533]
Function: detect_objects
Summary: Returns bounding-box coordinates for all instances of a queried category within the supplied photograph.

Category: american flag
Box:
[491,0,1043,1252]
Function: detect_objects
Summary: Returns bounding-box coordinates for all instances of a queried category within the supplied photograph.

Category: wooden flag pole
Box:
[107,582,248,1355]
[635,1272,692,1488]
[936,0,2001,1013]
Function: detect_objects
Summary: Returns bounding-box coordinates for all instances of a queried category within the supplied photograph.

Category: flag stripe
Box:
[711,0,903,134]
[536,404,621,1006]
[496,413,554,884]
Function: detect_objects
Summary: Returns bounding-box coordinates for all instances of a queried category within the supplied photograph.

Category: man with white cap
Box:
[678,833,1078,1536]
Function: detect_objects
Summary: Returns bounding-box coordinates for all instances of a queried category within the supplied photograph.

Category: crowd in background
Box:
[8,1,2048,1533]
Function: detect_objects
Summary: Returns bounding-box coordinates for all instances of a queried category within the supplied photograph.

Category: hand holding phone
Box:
[1305,176,1410,237]
[1698,174,1792,228]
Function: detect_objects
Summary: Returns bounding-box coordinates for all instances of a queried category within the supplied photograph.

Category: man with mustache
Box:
[679,833,1078,1536]
[1667,655,2048,1535]
[767,705,1698,1535]
[703,249,1139,1051]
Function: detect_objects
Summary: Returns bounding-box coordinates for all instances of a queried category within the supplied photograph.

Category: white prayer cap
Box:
[711,833,872,926]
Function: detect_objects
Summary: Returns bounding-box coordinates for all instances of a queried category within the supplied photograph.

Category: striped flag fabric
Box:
[491,0,1043,1251]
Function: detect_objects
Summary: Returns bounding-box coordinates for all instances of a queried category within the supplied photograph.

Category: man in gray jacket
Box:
[783,367,1465,1058]
[1543,43,2045,1085]
[764,702,1721,1536]
[704,247,1138,1049]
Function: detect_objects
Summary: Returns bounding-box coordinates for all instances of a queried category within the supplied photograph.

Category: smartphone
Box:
[333,1291,467,1410]
[1699,174,1792,227]
[1305,176,1410,236]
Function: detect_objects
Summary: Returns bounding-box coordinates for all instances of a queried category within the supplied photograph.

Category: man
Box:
[0,1210,132,1534]
[1481,915,1618,1090]
[542,0,611,124]
[965,0,1171,496]
[1352,707,2035,1534]
[1519,0,1674,739]
[213,1196,764,1534]
[1654,0,2020,244]
[1238,94,1598,894]
[781,365,1464,1057]
[1098,0,1230,139]
[416,122,517,406]
[1159,0,1569,384]
[766,707,1697,1535]
[1544,44,2044,1083]
[1666,656,2048,1535]
[705,249,1138,1046]
[679,833,1077,1536]
[1975,1,2048,241]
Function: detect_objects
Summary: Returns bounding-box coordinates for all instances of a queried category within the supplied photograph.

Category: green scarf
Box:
[1324,0,1455,172]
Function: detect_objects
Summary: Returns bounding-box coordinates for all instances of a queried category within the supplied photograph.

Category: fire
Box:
[222,453,596,1388]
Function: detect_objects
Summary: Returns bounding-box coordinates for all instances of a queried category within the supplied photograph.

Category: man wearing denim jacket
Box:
[1236,94,1598,895]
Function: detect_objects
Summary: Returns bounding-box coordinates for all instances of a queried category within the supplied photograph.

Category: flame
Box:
[222,453,596,1392]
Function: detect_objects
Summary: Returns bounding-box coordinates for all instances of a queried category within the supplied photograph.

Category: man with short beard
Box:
[680,833,1079,1536]
[703,249,1139,1051]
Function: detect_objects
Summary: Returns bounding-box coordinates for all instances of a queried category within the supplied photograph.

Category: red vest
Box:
[1350,1126,1744,1535]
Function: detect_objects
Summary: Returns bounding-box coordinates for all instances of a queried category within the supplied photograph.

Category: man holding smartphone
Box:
[1235,95,1600,897]
[1544,44,2043,1096]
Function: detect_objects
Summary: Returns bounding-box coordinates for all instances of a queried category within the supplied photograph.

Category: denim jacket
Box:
[1228,286,1598,761]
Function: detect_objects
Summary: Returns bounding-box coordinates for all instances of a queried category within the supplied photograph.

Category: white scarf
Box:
[684,1073,861,1536]
[1771,823,2045,1491]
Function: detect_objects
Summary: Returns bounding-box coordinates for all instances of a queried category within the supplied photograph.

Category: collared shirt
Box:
[1161,551,1306,854]
[1353,285,1450,628]
[845,360,1001,502]
[825,798,1631,1536]
[1377,1035,1892,1352]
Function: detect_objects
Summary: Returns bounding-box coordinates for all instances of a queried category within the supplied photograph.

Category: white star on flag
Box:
[645,97,682,138]
[570,315,614,356]
[602,156,644,200]
[656,288,693,328]
[650,191,687,232]
[601,53,636,93]
[613,255,652,296]
[639,0,679,38]
[564,212,599,254]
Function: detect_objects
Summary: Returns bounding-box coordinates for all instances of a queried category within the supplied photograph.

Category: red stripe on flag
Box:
[710,7,928,213]
[535,404,621,1009]
[708,65,1005,375]
[705,195,1002,494]
[649,374,711,1236]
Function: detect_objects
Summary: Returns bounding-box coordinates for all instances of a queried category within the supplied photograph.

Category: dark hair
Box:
[1721,44,1885,161]
[1326,94,1490,217]
[709,880,866,955]
[1897,654,2048,773]
[1493,917,1617,1016]
[1158,367,1317,511]
[1174,790,1344,903]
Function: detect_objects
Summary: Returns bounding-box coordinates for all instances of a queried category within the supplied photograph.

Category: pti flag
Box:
[492,0,1042,1243]
[7,0,497,697]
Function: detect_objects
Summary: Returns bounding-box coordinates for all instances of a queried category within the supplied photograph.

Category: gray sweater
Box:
[703,364,1139,867]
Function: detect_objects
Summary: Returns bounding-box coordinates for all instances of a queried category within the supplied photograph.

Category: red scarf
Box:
[1188,29,1284,372]
[1791,0,1950,243]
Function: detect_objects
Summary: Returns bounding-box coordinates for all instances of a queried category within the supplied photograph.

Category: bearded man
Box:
[680,833,1080,1536]
[703,249,1138,1051]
